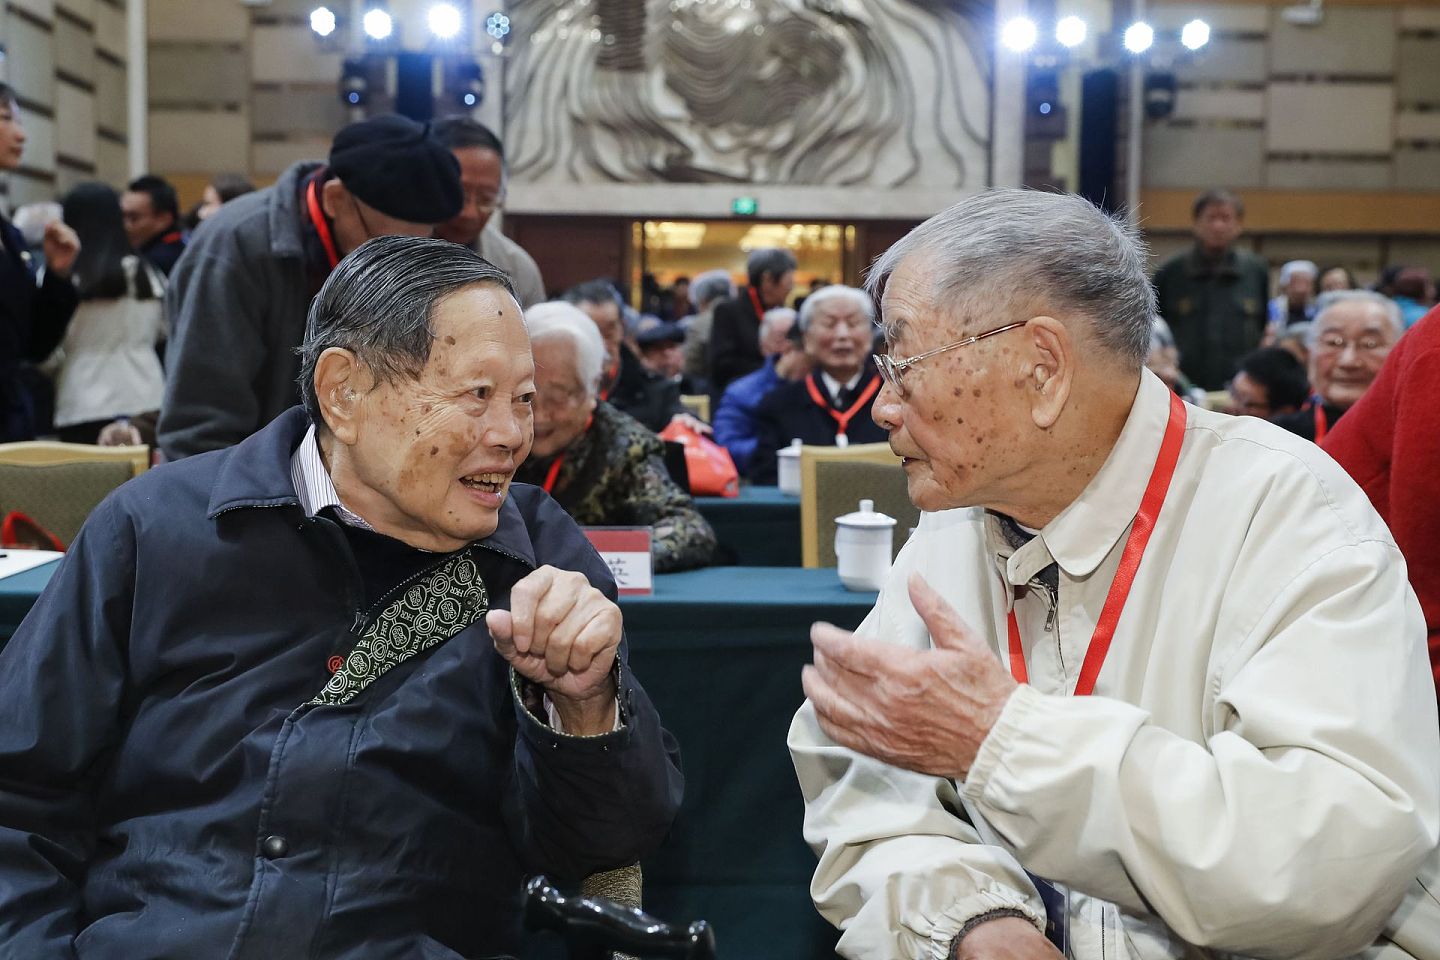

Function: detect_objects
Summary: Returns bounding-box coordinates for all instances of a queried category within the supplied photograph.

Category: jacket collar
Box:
[205,405,539,568]
[267,160,325,260]
[989,370,1178,586]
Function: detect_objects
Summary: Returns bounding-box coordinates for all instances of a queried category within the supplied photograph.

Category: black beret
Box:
[328,114,462,224]
[636,319,687,347]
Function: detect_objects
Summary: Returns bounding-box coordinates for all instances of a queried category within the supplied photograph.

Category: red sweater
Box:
[1323,306,1440,696]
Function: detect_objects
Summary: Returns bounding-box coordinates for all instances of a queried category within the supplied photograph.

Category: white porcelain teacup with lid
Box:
[835,499,896,592]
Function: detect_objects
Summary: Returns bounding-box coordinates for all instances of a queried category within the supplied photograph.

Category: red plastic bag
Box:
[1,511,65,551]
[658,422,740,498]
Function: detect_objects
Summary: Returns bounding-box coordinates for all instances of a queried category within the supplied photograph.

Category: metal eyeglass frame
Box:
[873,320,1029,397]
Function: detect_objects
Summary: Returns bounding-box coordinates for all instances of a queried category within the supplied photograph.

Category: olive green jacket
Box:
[1152,245,1270,390]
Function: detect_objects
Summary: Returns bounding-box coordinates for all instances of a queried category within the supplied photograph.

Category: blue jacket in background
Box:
[713,357,782,474]
[0,407,683,959]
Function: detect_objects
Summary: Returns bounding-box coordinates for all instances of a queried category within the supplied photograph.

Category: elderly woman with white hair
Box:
[1266,258,1318,335]
[747,284,886,484]
[515,301,717,573]
[1270,289,1403,442]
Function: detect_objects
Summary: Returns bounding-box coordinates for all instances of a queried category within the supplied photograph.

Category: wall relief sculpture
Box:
[504,0,993,189]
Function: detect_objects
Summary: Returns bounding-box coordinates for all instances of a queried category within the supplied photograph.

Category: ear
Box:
[1023,316,1074,430]
[320,178,346,220]
[313,347,365,444]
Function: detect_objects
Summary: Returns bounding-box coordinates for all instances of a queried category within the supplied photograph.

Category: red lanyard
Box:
[805,372,881,445]
[1006,391,1188,696]
[540,414,593,494]
[748,286,765,319]
[1312,401,1328,443]
[305,178,341,271]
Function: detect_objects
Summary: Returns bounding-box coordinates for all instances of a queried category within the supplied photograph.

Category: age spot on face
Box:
[444,336,456,346]
[429,446,438,456]
[972,389,981,398]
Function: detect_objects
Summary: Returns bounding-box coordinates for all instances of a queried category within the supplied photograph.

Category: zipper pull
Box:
[1046,603,1058,633]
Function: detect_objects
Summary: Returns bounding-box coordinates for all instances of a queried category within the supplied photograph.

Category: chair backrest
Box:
[0,441,149,478]
[0,443,148,547]
[679,394,710,423]
[799,443,918,568]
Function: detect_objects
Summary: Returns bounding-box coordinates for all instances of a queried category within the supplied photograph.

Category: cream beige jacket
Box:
[790,370,1440,960]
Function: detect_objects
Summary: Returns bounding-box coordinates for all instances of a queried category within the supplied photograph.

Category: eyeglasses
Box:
[873,321,1028,398]
[1314,332,1390,356]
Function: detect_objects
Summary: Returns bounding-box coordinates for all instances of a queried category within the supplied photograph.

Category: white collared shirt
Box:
[791,370,1440,960]
[289,425,374,529]
[820,370,863,406]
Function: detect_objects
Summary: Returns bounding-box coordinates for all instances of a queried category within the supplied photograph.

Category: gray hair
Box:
[797,284,874,332]
[746,247,798,288]
[690,268,735,310]
[524,301,607,397]
[1308,290,1404,346]
[866,188,1155,365]
[297,235,516,425]
[1278,260,1317,287]
[759,307,798,340]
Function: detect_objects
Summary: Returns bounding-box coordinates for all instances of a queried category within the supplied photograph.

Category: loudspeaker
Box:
[1078,69,1120,214]
[394,52,434,122]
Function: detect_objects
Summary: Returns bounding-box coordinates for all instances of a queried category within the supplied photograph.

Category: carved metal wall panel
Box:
[504,0,992,188]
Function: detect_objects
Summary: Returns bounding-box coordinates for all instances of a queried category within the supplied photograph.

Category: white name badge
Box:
[581,527,654,596]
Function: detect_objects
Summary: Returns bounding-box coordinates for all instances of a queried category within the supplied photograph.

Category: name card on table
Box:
[581,527,654,596]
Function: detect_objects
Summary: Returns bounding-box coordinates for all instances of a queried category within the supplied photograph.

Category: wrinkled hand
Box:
[669,412,713,437]
[487,565,620,733]
[802,572,1018,779]
[953,917,1062,960]
[97,419,143,447]
[42,221,80,277]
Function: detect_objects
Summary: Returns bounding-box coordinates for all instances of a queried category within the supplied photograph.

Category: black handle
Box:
[524,876,717,960]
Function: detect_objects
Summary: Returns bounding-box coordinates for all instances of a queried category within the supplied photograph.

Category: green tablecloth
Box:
[624,566,874,958]
[695,485,802,567]
[0,561,872,958]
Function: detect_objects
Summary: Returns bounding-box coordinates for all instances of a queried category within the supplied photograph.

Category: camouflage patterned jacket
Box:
[517,401,718,573]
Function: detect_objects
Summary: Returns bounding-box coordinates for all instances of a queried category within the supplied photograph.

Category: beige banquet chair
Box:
[0,442,149,547]
[798,442,919,569]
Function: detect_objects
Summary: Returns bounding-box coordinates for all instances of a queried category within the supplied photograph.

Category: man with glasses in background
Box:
[158,114,462,460]
[432,116,546,309]
[789,190,1439,960]
[1270,290,1403,443]
[747,285,885,483]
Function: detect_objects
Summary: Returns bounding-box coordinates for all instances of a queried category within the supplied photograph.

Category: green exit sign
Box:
[732,196,759,216]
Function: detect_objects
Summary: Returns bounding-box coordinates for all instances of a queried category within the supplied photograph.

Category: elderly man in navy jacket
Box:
[0,236,683,959]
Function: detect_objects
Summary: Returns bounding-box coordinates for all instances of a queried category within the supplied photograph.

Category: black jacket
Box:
[158,161,325,460]
[0,406,683,959]
[748,368,888,483]
[140,228,187,277]
[608,344,682,433]
[0,217,78,440]
[1271,400,1347,443]
[707,289,765,396]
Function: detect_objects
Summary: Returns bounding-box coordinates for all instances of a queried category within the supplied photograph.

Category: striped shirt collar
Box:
[289,424,375,531]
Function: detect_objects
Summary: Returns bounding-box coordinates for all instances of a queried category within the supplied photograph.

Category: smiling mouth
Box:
[459,472,509,494]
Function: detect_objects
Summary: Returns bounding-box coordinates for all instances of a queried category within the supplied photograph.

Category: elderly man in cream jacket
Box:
[789,189,1440,960]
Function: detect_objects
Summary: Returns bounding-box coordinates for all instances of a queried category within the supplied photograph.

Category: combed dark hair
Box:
[210,173,256,204]
[562,279,624,308]
[866,188,1156,365]
[432,115,505,160]
[1236,347,1309,410]
[746,247,797,289]
[1192,188,1244,221]
[126,174,180,221]
[296,235,516,424]
[63,181,157,301]
[0,83,15,108]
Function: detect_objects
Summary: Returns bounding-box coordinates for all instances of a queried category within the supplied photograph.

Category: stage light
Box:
[1001,16,1038,52]
[362,8,393,40]
[1181,18,1211,50]
[1055,15,1086,47]
[1123,21,1154,53]
[486,11,512,41]
[310,6,337,37]
[428,3,462,39]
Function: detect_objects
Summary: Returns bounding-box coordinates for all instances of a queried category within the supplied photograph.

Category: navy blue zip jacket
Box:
[0,407,684,959]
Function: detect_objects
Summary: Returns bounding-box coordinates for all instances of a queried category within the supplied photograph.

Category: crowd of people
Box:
[3,73,1440,960]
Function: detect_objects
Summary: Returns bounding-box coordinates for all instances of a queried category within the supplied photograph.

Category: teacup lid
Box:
[836,498,897,528]
[777,437,803,460]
